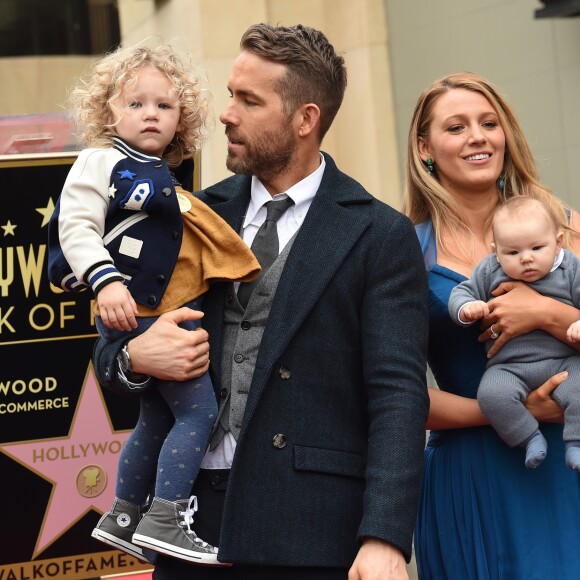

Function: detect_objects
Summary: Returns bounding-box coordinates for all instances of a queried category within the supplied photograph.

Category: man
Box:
[94,23,429,580]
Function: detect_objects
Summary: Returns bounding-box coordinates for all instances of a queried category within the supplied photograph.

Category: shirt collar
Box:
[551,247,564,272]
[243,153,326,228]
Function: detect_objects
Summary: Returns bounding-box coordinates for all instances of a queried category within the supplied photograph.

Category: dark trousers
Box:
[152,469,348,580]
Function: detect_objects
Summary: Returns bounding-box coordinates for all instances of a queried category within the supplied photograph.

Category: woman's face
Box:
[419,88,506,197]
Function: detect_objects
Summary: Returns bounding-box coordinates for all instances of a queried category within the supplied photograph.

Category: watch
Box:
[119,342,133,373]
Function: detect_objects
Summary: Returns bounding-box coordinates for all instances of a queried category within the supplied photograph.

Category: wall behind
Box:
[385,0,580,209]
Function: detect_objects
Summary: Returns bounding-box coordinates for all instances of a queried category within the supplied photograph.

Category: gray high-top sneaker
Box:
[91,497,150,562]
[132,496,227,565]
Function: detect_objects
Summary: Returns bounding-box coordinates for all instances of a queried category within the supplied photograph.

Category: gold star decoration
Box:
[1,220,16,236]
[36,197,56,228]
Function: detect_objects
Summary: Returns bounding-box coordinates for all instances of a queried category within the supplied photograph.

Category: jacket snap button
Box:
[234,354,244,363]
[162,187,172,197]
[156,274,166,284]
[172,231,179,240]
[241,320,251,330]
[279,366,291,380]
[272,434,287,449]
[148,295,157,305]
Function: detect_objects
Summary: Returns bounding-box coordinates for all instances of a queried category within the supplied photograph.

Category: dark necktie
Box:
[237,196,294,308]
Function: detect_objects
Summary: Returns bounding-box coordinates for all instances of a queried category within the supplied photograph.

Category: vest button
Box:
[172,231,179,240]
[156,274,166,284]
[279,366,291,380]
[272,434,287,449]
[148,295,157,305]
[241,320,251,330]
[234,354,244,363]
[162,187,172,197]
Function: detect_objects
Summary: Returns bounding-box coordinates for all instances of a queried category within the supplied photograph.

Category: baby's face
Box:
[493,210,562,282]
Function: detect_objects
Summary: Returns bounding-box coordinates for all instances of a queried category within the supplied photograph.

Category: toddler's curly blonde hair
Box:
[70,42,208,168]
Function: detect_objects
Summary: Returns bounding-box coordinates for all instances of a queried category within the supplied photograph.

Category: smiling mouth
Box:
[464,153,491,161]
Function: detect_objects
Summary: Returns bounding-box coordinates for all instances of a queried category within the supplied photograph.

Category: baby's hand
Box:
[567,320,580,343]
[97,281,138,331]
[459,300,489,323]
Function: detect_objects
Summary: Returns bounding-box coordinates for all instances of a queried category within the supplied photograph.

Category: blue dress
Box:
[414,221,580,580]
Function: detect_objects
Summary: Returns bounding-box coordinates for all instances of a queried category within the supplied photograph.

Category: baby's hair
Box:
[70,42,209,167]
[492,196,561,236]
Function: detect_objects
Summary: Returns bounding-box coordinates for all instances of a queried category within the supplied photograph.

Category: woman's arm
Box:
[426,387,488,430]
[427,371,567,430]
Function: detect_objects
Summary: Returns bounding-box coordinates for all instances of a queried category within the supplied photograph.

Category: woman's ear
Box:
[418,136,431,162]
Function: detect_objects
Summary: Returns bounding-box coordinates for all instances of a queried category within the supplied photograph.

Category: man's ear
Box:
[295,103,321,137]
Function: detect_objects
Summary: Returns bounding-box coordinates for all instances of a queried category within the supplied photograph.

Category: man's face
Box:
[220,51,297,186]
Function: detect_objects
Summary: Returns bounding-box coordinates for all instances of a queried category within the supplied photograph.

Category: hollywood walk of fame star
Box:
[0,365,132,558]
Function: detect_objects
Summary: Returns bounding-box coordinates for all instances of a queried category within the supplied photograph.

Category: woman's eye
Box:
[447,125,463,133]
[482,121,497,129]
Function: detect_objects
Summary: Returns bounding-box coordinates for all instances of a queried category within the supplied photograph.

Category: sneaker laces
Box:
[178,496,212,549]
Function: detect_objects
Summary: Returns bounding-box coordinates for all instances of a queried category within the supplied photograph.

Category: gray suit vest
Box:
[208,234,297,449]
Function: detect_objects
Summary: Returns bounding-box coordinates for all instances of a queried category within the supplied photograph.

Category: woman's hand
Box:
[480,281,547,358]
[524,372,566,424]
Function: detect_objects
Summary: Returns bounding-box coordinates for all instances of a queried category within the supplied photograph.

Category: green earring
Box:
[426,157,435,175]
[498,177,505,189]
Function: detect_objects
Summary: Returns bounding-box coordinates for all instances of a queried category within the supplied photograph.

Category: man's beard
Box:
[225,125,296,184]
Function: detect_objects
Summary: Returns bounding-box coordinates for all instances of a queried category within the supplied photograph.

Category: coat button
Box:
[226,294,234,304]
[279,366,291,380]
[234,354,244,363]
[156,274,166,284]
[162,187,172,197]
[241,320,251,330]
[272,434,287,449]
[148,295,157,305]
[220,388,228,399]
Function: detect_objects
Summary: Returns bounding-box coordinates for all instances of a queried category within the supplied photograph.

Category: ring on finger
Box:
[490,324,499,339]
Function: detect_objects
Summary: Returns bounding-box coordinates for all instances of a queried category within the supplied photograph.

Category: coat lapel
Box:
[243,155,373,419]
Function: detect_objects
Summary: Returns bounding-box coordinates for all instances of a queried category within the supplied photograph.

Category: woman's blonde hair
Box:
[403,71,571,261]
[70,42,209,167]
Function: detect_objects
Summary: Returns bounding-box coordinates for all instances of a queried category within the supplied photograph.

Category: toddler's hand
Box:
[97,281,138,331]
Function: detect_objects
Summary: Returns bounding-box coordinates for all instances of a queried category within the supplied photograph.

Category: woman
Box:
[404,72,580,579]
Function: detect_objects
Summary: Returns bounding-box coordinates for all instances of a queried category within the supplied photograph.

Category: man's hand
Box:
[348,538,408,580]
[97,281,138,331]
[128,307,209,381]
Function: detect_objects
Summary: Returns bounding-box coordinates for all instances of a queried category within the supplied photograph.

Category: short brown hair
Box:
[240,23,347,141]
